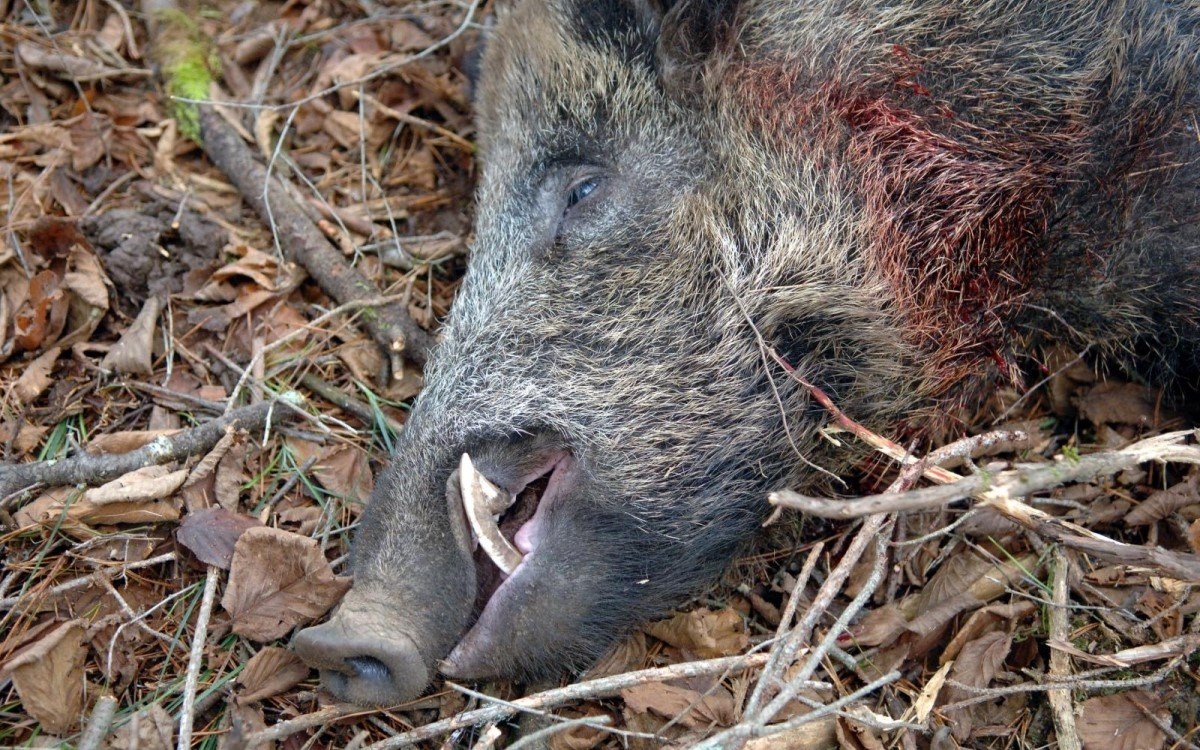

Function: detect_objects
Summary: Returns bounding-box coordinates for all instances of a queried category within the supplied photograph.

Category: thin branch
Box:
[1048,548,1081,750]
[197,105,433,370]
[78,695,119,750]
[0,393,303,499]
[0,552,178,611]
[771,429,1199,520]
[744,542,823,716]
[177,566,220,750]
[250,654,769,748]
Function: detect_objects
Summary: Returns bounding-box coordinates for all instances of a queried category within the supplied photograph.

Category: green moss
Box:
[150,9,220,141]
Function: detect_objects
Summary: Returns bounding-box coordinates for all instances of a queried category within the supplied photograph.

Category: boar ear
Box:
[654,0,740,96]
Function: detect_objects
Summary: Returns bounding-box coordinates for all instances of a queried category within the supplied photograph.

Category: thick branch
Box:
[0,394,300,499]
[197,107,433,367]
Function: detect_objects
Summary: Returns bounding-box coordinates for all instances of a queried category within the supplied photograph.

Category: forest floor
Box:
[1,0,1198,748]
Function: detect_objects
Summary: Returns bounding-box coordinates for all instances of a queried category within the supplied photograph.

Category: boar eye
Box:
[565,177,600,211]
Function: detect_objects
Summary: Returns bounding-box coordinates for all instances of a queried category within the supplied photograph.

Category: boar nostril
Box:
[294,620,429,706]
[345,655,392,683]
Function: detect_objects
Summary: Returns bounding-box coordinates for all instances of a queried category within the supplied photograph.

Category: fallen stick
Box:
[771,430,1200,519]
[177,566,221,750]
[196,106,434,370]
[1047,548,1081,750]
[0,393,301,500]
[0,552,177,611]
[772,430,1200,581]
[78,695,119,750]
[139,0,435,373]
[248,653,770,748]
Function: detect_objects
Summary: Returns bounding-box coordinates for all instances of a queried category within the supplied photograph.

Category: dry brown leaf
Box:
[1189,519,1200,555]
[84,465,188,505]
[1078,691,1168,750]
[81,496,181,526]
[221,527,352,641]
[1078,381,1162,426]
[14,346,62,404]
[390,19,437,51]
[941,631,1012,741]
[261,303,309,354]
[15,486,180,537]
[209,245,286,290]
[108,704,174,750]
[1,619,86,735]
[844,603,908,648]
[337,339,385,384]
[914,661,953,723]
[1125,476,1200,526]
[276,503,324,535]
[16,40,131,80]
[905,550,1037,621]
[101,295,161,375]
[835,717,886,750]
[743,718,839,750]
[940,601,1035,663]
[63,245,112,309]
[237,646,311,703]
[583,631,649,679]
[0,121,73,153]
[66,110,109,169]
[214,440,252,511]
[324,109,377,149]
[547,707,612,750]
[86,429,179,454]
[223,699,272,750]
[185,428,239,485]
[181,429,241,512]
[645,607,748,659]
[56,246,112,350]
[620,682,736,729]
[313,444,374,503]
[178,507,262,569]
[0,422,49,455]
[318,52,388,107]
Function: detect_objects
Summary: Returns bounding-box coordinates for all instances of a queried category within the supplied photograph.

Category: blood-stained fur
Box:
[296,0,1199,705]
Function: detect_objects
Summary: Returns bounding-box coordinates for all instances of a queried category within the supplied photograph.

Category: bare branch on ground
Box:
[196,105,433,372]
[247,653,771,748]
[0,394,301,501]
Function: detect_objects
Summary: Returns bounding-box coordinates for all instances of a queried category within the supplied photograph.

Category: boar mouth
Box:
[459,449,575,606]
[446,448,579,677]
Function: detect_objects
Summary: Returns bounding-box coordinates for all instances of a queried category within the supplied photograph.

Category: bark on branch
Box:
[771,429,1200,581]
[196,106,434,368]
[0,393,300,499]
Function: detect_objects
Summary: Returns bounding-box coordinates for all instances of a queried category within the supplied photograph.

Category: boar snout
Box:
[295,462,479,704]
[294,612,427,706]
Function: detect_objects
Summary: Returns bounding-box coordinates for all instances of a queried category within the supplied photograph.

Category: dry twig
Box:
[249,654,769,748]
[1047,548,1081,750]
[177,566,221,750]
[0,393,301,500]
[78,695,119,750]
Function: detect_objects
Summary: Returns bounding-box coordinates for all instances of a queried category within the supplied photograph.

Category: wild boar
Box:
[295,0,1200,705]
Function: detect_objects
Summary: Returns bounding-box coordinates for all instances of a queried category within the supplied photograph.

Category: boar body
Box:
[296,0,1200,705]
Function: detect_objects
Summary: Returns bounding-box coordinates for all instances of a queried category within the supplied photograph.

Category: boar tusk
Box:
[460,453,524,575]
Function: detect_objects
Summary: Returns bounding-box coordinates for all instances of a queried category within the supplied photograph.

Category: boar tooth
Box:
[460,453,523,575]
[459,453,513,514]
